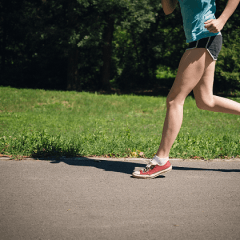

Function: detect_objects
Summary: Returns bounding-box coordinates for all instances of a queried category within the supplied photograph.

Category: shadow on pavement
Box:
[49,157,146,175]
[172,166,240,172]
[46,157,240,175]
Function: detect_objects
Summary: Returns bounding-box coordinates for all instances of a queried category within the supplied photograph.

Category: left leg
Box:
[193,60,240,115]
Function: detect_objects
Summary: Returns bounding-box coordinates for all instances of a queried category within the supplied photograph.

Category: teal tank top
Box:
[178,0,220,43]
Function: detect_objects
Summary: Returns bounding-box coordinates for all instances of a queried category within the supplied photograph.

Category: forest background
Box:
[0,0,240,94]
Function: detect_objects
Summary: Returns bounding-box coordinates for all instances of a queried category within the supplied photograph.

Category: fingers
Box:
[204,19,214,28]
[204,19,213,24]
[205,26,218,33]
[204,19,219,33]
[204,18,224,33]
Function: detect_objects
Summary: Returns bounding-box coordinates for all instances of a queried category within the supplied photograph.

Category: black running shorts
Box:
[186,34,223,60]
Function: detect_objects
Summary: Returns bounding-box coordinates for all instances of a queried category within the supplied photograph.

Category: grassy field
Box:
[0,86,239,159]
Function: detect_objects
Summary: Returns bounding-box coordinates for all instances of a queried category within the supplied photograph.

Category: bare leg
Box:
[193,61,240,115]
[156,48,215,158]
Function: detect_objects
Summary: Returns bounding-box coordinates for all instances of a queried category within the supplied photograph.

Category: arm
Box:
[161,0,178,15]
[204,0,240,33]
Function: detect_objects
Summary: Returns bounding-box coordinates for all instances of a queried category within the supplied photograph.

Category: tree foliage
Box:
[0,0,239,92]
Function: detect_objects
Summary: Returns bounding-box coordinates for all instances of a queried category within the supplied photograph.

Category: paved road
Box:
[0,157,240,240]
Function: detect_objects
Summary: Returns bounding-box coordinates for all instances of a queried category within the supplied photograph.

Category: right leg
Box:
[156,48,213,158]
[132,48,212,179]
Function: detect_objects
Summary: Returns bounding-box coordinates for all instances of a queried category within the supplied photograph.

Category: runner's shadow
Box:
[49,157,146,175]
[48,157,240,174]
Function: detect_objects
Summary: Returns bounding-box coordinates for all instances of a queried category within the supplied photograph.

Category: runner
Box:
[132,0,240,179]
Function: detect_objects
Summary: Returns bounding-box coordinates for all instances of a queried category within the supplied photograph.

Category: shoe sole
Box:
[132,165,172,179]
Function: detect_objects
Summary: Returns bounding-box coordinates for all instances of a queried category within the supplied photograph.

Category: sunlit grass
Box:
[0,86,239,159]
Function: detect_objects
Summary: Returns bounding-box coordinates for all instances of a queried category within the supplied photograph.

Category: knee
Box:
[195,98,215,110]
[166,95,185,109]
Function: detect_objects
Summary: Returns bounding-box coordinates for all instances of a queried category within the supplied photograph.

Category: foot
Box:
[132,160,172,179]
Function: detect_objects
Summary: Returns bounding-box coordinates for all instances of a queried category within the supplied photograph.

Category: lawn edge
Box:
[1,156,240,162]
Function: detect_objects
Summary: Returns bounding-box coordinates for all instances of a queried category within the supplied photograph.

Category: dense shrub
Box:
[215,29,240,93]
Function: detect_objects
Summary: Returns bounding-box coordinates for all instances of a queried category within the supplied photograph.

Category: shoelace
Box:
[141,163,156,172]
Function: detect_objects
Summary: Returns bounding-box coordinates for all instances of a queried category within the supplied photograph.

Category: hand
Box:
[204,19,225,33]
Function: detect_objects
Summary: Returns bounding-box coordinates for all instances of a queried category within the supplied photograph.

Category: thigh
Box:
[168,48,214,104]
[193,60,216,103]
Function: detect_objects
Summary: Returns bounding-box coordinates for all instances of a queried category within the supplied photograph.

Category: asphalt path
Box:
[0,157,240,240]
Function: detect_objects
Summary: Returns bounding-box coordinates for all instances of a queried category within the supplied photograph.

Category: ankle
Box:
[156,154,169,159]
[156,151,169,159]
[152,155,169,166]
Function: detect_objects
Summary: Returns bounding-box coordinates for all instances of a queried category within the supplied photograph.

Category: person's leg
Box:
[132,48,215,178]
[156,48,214,159]
[193,63,240,115]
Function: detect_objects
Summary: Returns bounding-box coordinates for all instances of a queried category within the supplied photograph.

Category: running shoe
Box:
[132,160,172,179]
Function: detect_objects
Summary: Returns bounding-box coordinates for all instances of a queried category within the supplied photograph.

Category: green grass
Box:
[0,86,239,159]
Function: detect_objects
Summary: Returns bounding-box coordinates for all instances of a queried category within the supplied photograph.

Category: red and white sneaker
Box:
[132,160,172,179]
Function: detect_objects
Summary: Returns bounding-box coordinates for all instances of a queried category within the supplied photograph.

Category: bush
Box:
[215,29,240,93]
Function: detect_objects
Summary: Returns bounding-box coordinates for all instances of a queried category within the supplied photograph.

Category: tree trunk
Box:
[0,4,7,76]
[101,16,114,90]
[66,0,80,91]
[67,46,80,91]
[130,27,140,64]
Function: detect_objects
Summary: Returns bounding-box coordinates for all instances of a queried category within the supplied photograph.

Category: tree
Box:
[1,0,239,93]
[0,0,25,80]
[66,0,81,91]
